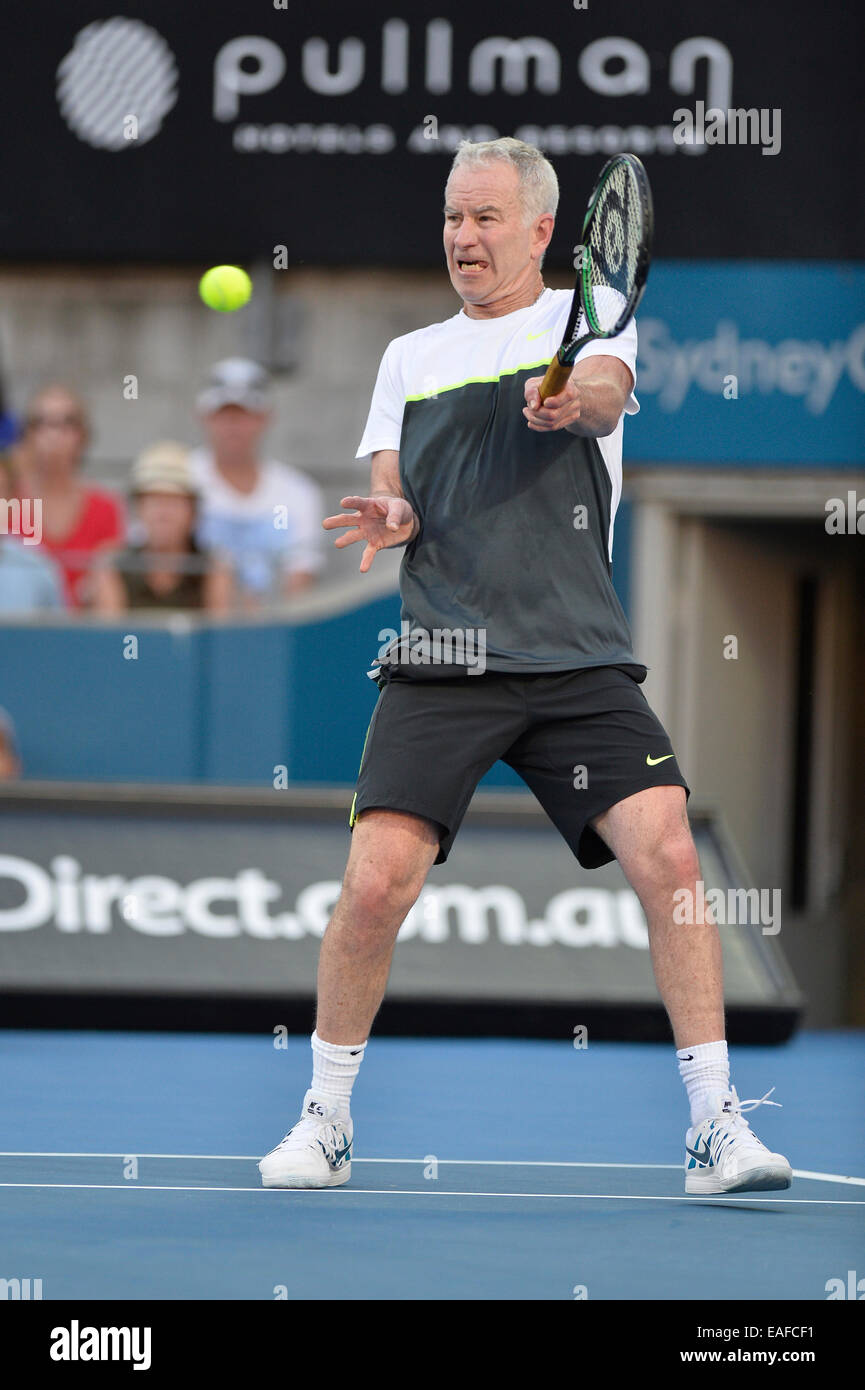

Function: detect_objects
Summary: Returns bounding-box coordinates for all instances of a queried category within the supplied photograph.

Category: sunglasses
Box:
[27,414,84,431]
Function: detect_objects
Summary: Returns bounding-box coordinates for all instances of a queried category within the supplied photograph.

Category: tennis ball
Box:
[198,265,252,313]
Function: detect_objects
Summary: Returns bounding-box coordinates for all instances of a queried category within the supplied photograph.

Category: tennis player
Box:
[259,138,792,1196]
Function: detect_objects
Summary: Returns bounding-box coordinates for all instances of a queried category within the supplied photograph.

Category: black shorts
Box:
[350,664,689,869]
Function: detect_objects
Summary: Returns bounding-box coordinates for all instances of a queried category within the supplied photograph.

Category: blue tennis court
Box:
[2,1029,862,1301]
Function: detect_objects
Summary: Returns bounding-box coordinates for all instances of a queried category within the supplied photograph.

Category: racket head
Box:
[559,153,653,365]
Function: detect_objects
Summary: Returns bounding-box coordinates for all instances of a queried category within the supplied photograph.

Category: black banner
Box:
[0,0,860,263]
[8,1301,862,1354]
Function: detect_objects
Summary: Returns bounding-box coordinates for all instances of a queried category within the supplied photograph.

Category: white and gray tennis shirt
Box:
[356,287,642,675]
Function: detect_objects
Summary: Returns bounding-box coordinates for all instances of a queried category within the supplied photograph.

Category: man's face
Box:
[443,161,552,305]
[203,404,269,456]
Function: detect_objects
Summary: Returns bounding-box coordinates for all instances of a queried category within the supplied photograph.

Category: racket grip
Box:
[537,356,573,403]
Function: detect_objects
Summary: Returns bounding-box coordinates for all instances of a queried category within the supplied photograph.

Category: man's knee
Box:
[341,859,428,926]
[339,811,438,929]
[632,824,700,891]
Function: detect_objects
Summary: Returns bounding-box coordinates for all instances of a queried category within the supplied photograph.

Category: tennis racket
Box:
[537,152,653,403]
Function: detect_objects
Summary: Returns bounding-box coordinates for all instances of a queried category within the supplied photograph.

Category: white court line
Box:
[0,1181,861,1205]
[0,1152,676,1169]
[0,1153,863,1186]
[791,1168,865,1186]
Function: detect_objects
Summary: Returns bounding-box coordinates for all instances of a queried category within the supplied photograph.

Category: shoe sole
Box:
[260,1163,351,1190]
[685,1165,793,1195]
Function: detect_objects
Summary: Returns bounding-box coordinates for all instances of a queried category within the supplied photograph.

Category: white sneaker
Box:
[258,1091,353,1189]
[684,1086,793,1194]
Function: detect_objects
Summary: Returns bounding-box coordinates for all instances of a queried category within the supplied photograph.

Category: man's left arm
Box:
[522,355,633,438]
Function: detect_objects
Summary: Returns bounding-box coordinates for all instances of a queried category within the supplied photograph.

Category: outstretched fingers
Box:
[359,542,379,573]
[332,527,364,550]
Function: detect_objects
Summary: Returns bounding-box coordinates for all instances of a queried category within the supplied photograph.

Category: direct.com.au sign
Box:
[0,793,799,1016]
[0,853,648,950]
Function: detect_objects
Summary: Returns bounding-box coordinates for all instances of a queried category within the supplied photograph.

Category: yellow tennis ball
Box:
[198,265,252,312]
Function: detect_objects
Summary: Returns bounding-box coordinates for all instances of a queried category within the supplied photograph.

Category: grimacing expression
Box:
[443,161,552,304]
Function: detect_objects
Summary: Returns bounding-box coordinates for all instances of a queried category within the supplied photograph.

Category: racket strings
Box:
[584,161,644,335]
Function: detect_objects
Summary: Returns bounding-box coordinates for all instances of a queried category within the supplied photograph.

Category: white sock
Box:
[677,1040,730,1127]
[310,1030,366,1114]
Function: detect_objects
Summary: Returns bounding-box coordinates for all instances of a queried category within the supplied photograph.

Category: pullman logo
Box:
[57,17,178,150]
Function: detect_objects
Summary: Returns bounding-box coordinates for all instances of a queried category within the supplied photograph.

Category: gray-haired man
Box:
[259,139,791,1196]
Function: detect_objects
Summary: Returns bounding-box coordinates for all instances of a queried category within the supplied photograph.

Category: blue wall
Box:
[0,599,522,787]
[0,599,386,785]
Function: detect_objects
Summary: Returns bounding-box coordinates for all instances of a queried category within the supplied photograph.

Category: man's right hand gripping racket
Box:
[538,153,654,403]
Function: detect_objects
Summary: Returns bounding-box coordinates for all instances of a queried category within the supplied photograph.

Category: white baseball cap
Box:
[196,358,272,414]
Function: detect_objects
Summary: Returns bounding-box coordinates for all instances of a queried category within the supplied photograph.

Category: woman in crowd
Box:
[17,385,124,608]
[92,441,232,613]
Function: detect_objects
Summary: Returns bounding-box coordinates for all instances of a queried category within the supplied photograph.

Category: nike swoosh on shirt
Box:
[646,753,675,766]
[527,330,548,340]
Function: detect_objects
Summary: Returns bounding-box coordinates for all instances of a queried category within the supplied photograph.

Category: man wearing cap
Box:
[91,443,232,613]
[189,359,324,605]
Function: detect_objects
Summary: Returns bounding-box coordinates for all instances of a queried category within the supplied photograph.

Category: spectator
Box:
[0,378,18,450]
[91,442,232,614]
[0,707,21,780]
[0,532,66,614]
[1,449,65,613]
[2,440,27,492]
[188,359,323,605]
[16,385,124,609]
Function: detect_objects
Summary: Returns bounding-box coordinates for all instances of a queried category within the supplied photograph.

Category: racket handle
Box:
[537,356,573,403]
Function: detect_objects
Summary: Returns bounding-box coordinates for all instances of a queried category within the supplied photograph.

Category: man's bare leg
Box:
[590,785,723,1048]
[316,808,441,1043]
[591,785,793,1190]
[259,809,439,1185]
